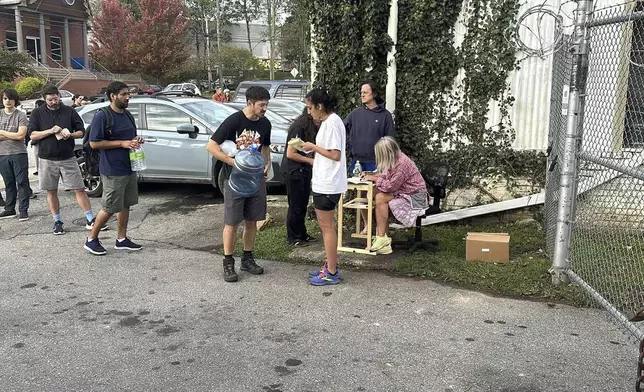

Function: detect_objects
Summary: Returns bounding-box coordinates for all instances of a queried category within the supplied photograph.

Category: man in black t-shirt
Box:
[206,86,271,282]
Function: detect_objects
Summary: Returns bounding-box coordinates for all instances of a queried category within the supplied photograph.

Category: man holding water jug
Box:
[83,81,143,256]
[206,86,272,282]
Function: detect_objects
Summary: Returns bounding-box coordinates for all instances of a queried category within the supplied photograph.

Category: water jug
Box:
[228,149,265,197]
[129,146,146,171]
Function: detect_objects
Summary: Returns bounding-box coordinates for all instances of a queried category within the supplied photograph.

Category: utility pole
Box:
[267,0,274,80]
[216,0,223,87]
[205,15,213,89]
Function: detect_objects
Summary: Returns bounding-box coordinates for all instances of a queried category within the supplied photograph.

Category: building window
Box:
[5,31,17,51]
[50,36,63,62]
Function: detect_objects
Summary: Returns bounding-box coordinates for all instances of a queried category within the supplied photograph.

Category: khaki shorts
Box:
[39,157,85,191]
[101,173,138,214]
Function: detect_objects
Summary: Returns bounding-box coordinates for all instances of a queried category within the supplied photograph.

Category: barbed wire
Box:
[512,0,576,59]
[511,0,644,62]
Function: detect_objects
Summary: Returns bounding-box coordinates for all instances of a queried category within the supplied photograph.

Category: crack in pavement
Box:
[132,237,220,253]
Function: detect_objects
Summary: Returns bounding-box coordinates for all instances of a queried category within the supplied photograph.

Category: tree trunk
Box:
[195,28,201,58]
[244,0,252,52]
[267,0,274,80]
[216,0,223,85]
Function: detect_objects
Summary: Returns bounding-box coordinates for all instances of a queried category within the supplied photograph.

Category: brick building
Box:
[0,1,144,96]
[0,0,90,69]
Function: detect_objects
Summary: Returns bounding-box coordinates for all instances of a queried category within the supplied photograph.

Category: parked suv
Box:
[232,80,309,103]
[74,94,286,196]
[163,83,202,96]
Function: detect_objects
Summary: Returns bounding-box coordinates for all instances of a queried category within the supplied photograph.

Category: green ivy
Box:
[311,0,547,192]
[395,0,463,161]
[309,1,392,116]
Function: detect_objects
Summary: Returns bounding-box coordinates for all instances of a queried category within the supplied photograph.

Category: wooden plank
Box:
[337,246,377,256]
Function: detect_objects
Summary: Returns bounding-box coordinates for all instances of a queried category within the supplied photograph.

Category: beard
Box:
[115,98,129,109]
[47,103,60,110]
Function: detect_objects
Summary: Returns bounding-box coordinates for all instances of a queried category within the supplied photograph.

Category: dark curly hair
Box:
[305,88,339,113]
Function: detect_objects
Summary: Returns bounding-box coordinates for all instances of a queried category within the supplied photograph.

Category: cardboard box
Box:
[466,232,510,263]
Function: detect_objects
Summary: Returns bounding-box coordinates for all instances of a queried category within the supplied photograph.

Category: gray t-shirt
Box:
[0,109,28,156]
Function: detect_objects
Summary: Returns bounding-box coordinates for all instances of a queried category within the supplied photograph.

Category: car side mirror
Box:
[177,123,199,139]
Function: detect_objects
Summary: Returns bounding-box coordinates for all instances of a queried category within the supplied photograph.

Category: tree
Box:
[0,45,34,82]
[89,0,137,73]
[279,0,310,76]
[213,45,261,71]
[119,0,141,19]
[228,0,263,51]
[132,0,191,83]
[88,0,100,16]
[185,0,235,86]
[166,57,208,84]
[265,0,284,79]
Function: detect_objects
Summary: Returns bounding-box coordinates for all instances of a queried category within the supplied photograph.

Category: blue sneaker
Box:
[114,238,143,251]
[308,264,341,279]
[309,270,341,286]
[84,238,107,256]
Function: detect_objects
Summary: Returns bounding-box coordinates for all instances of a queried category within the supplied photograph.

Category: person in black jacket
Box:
[280,101,320,245]
[28,86,105,235]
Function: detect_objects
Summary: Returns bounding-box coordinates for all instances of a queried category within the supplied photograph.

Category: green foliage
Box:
[0,45,34,82]
[395,0,545,188]
[0,81,15,91]
[214,45,261,72]
[119,0,141,18]
[280,0,311,76]
[15,77,45,100]
[312,0,546,194]
[228,0,264,50]
[165,58,207,84]
[395,0,463,162]
[309,1,392,117]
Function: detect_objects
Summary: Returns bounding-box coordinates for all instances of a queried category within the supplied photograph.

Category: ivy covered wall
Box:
[310,0,547,198]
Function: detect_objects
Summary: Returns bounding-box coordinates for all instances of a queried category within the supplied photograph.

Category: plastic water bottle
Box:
[353,160,362,177]
[129,146,147,171]
[229,149,265,197]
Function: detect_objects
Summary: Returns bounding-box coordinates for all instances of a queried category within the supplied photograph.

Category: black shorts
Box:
[312,192,341,211]
[223,177,267,226]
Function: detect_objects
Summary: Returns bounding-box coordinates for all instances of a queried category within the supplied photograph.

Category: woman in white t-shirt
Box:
[301,88,347,286]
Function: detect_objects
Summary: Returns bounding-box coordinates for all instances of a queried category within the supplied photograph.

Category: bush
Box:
[0,81,14,91]
[15,77,45,99]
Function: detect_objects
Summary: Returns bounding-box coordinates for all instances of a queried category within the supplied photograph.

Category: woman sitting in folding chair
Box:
[360,136,429,254]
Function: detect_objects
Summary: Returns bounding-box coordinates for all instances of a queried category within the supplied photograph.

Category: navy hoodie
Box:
[344,100,395,164]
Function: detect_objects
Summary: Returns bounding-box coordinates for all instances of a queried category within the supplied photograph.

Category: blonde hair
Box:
[374,136,400,172]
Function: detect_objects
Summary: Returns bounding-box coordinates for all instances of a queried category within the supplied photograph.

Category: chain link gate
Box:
[546,0,644,388]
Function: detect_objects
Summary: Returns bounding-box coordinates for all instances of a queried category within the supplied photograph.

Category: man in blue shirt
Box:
[84,81,144,256]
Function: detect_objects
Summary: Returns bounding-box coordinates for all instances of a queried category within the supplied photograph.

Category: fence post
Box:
[551,0,594,285]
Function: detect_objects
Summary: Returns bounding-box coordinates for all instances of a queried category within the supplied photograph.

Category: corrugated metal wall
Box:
[455,0,575,151]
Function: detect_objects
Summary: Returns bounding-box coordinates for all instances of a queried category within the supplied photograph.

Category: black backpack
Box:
[82,107,136,176]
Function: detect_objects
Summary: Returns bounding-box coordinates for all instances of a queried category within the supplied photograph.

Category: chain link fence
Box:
[548,0,644,343]
[545,37,572,257]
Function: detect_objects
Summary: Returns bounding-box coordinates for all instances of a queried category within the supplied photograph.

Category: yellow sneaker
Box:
[370,235,391,252]
[376,244,393,255]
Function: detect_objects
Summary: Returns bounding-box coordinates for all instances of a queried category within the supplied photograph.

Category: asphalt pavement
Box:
[0,169,638,392]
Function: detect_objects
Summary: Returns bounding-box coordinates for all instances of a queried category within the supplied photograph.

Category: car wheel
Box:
[77,156,103,197]
[217,167,226,193]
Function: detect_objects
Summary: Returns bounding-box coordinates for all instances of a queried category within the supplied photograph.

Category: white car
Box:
[19,89,75,116]
[163,83,201,96]
[73,96,287,197]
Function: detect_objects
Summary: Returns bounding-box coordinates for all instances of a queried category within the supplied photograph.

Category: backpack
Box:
[82,107,137,176]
